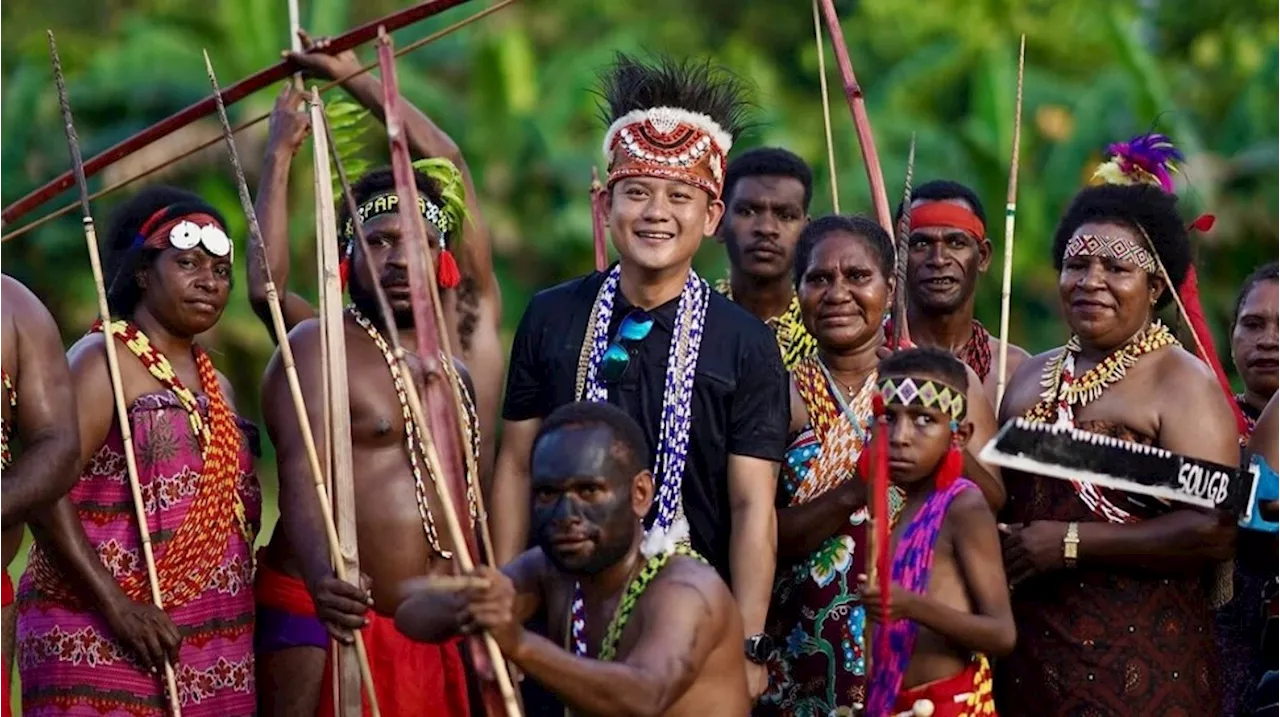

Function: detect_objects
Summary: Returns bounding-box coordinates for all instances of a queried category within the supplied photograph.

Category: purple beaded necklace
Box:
[567,264,709,657]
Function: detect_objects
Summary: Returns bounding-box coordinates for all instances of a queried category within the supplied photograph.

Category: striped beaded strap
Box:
[569,543,704,659]
[351,306,481,556]
[30,321,250,608]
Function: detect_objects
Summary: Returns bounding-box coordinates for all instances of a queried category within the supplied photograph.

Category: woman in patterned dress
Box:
[994,159,1239,716]
[756,215,998,716]
[17,186,261,716]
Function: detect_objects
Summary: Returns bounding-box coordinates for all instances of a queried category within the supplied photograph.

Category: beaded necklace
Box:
[1025,320,1178,523]
[569,265,708,659]
[30,320,250,608]
[599,544,703,661]
[351,306,480,558]
[1,369,15,469]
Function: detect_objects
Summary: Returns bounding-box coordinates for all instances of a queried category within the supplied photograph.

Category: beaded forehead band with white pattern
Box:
[342,192,451,245]
[1063,233,1157,273]
[879,376,967,421]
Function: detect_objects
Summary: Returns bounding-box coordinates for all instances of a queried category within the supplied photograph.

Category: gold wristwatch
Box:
[1063,521,1080,568]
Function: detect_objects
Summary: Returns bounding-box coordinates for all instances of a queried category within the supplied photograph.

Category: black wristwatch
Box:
[744,633,774,664]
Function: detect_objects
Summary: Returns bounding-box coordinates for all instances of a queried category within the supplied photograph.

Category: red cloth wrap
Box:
[3,572,12,717]
[139,211,224,251]
[892,659,994,717]
[318,610,471,717]
[255,559,317,614]
[908,202,986,241]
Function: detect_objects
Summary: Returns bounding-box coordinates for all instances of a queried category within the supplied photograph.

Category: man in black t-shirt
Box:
[490,55,789,702]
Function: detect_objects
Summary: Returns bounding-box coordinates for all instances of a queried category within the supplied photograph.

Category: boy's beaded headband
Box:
[878,376,967,421]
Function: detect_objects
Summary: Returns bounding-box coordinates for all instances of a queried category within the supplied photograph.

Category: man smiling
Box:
[896,180,1030,406]
[491,54,788,701]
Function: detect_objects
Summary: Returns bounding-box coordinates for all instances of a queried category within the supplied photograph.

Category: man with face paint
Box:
[892,180,1030,407]
[257,166,479,716]
[493,54,788,701]
[396,402,751,717]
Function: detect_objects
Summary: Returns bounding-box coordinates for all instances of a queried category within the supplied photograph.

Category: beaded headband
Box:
[342,191,451,246]
[602,106,733,199]
[878,376,967,421]
[1063,233,1157,273]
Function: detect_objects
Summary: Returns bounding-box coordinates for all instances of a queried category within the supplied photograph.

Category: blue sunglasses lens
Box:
[601,344,631,383]
[617,312,654,342]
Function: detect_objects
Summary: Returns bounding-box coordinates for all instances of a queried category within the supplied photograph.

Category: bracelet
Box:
[1062,521,1080,568]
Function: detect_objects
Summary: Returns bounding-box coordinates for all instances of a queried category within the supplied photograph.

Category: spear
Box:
[203,48,382,716]
[891,134,916,351]
[995,35,1026,410]
[376,27,521,716]
[46,31,183,717]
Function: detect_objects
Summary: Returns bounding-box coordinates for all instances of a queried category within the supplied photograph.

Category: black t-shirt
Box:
[503,269,790,578]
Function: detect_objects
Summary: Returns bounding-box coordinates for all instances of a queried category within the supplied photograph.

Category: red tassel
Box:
[436,248,462,289]
[1179,265,1249,436]
[935,441,964,491]
[1190,213,1216,233]
[338,257,350,292]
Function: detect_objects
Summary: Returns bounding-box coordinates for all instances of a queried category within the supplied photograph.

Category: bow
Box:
[815,0,893,235]
[2,0,476,228]
[376,28,522,717]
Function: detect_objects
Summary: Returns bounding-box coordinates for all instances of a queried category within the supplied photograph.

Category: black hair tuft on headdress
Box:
[595,53,753,141]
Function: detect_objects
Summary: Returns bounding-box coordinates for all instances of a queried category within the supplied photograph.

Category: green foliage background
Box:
[0,0,1276,708]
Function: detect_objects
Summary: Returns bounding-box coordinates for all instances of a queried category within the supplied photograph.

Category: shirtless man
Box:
[254,32,503,477]
[858,348,1013,717]
[396,402,749,717]
[0,275,80,703]
[896,180,1030,406]
[259,168,480,715]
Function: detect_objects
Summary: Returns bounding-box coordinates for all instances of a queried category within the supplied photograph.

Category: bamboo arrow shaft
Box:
[48,31,183,716]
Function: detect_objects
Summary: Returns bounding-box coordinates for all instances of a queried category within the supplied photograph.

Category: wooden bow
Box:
[815,0,893,235]
[376,27,522,717]
[2,0,475,227]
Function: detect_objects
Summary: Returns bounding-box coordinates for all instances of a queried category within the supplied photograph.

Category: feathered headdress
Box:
[328,99,470,289]
[1091,133,1247,435]
[596,54,751,199]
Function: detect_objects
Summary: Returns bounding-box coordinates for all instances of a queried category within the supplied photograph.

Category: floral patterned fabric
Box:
[16,392,261,716]
[756,362,902,717]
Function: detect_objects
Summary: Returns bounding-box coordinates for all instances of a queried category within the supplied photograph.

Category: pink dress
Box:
[17,391,261,716]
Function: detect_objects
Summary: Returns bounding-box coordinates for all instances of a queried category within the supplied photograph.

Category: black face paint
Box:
[530,425,638,576]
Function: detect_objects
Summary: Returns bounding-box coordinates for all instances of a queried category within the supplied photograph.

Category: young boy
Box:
[859,347,1014,717]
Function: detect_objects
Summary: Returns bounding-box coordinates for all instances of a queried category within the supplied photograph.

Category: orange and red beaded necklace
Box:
[30,321,250,608]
